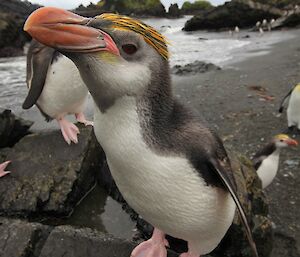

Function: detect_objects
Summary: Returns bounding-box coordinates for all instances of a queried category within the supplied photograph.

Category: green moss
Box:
[182,0,213,11]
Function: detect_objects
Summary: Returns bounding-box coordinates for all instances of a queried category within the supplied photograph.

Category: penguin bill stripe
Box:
[97,13,169,59]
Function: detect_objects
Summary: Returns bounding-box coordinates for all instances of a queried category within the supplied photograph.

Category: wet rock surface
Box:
[0,124,104,216]
[171,61,221,76]
[0,108,33,148]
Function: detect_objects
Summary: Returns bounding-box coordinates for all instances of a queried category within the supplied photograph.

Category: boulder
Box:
[97,152,273,257]
[0,218,51,257]
[0,109,33,148]
[168,4,181,18]
[171,61,221,76]
[0,124,104,216]
[183,0,281,31]
[181,0,214,15]
[0,0,40,57]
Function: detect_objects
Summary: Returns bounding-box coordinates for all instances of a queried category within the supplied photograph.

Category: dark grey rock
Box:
[0,124,104,216]
[168,4,181,18]
[0,109,33,148]
[183,0,281,31]
[39,225,178,257]
[0,218,51,257]
[171,61,221,76]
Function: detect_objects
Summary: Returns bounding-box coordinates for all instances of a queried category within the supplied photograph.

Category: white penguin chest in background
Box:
[287,90,300,127]
[94,96,235,254]
[256,151,279,189]
[36,55,88,118]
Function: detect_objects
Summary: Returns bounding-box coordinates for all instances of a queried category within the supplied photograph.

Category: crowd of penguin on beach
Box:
[0,6,299,257]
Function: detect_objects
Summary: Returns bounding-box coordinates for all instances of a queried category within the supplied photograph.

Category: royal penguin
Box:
[279,83,300,131]
[253,134,298,188]
[24,40,93,145]
[24,7,259,257]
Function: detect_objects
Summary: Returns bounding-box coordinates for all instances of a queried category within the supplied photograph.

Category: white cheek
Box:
[275,141,288,148]
[96,61,151,95]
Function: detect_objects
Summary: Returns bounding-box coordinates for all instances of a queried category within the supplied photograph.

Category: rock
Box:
[181,0,214,15]
[77,0,167,17]
[171,61,221,76]
[0,218,51,257]
[98,150,273,257]
[39,225,178,257]
[168,4,181,18]
[183,0,281,31]
[0,0,40,57]
[0,109,33,148]
[0,124,104,216]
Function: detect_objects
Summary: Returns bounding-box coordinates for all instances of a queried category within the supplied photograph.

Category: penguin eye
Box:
[122,44,137,55]
[280,140,284,142]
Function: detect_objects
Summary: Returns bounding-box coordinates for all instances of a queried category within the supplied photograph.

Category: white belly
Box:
[287,91,300,128]
[94,97,235,254]
[256,152,279,188]
[36,55,88,118]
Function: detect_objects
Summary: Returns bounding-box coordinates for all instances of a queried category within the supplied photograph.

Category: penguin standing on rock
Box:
[253,134,298,189]
[24,40,93,144]
[279,83,300,131]
[0,41,93,177]
[24,7,259,257]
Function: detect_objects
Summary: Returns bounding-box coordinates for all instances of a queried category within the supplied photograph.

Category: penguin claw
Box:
[0,161,11,178]
[75,113,94,127]
[58,118,80,145]
[131,229,167,257]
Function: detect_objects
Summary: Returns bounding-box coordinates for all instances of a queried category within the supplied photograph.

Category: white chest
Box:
[37,56,88,118]
[257,151,279,188]
[93,97,235,252]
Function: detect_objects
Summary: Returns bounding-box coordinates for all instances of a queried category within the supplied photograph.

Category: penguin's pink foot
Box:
[75,112,93,127]
[58,118,80,145]
[0,161,11,178]
[131,228,168,257]
[180,252,200,257]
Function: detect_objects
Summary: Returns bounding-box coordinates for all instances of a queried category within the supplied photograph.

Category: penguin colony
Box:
[0,6,298,257]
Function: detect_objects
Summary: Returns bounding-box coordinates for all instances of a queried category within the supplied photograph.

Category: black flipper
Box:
[278,87,294,113]
[23,40,56,109]
[208,158,259,257]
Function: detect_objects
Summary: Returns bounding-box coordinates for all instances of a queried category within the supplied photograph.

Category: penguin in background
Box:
[252,134,298,189]
[24,40,93,145]
[278,83,300,131]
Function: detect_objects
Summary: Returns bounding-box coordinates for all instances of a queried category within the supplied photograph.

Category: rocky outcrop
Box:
[75,0,166,17]
[171,61,221,76]
[0,0,40,57]
[0,109,33,148]
[184,0,282,31]
[0,124,104,217]
[168,4,181,18]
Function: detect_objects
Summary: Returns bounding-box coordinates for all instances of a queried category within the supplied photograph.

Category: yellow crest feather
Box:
[97,13,169,59]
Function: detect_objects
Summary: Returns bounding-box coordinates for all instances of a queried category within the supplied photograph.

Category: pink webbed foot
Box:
[57,118,80,145]
[131,228,168,257]
[75,112,93,127]
[0,161,11,178]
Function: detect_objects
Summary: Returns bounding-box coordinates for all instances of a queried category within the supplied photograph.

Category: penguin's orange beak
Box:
[24,7,120,55]
[286,139,298,146]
